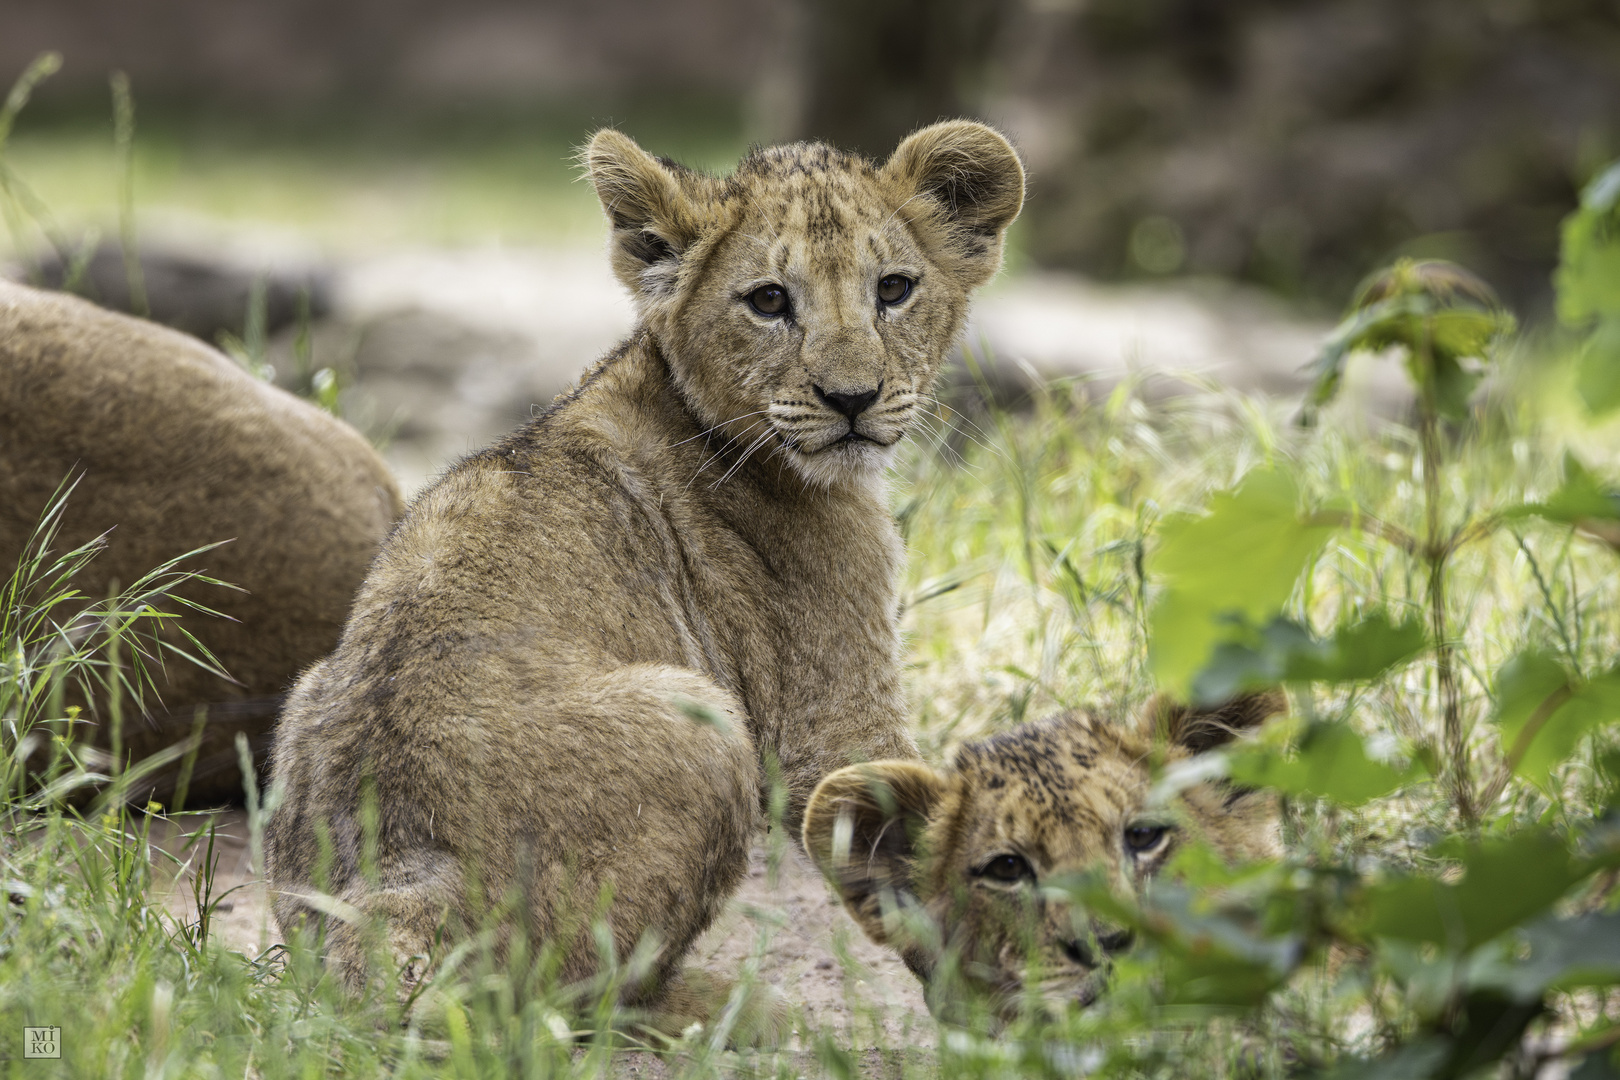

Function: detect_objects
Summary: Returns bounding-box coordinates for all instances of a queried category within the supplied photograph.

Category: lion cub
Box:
[804,692,1283,1024]
[265,121,1025,1027]
[0,280,402,804]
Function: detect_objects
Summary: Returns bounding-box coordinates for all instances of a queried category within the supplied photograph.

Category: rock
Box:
[27,242,331,345]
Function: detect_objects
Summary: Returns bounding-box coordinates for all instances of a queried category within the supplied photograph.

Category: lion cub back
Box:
[0,280,403,803]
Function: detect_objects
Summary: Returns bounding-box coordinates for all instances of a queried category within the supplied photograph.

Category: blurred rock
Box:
[29,242,331,344]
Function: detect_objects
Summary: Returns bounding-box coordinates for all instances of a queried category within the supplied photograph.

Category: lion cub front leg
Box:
[641,968,793,1048]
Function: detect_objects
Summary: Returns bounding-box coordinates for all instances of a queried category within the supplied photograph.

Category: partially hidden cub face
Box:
[803,692,1284,1023]
[586,122,1024,489]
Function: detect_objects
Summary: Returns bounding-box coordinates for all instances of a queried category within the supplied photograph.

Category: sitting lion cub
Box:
[265,121,1025,1029]
[803,691,1283,1023]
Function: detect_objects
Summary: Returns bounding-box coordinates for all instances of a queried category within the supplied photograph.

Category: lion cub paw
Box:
[647,968,794,1049]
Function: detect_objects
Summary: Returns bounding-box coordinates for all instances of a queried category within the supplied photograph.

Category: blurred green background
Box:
[4,0,1620,312]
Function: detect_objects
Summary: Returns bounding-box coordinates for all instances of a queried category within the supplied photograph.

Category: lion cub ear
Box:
[586,129,705,300]
[1142,689,1288,754]
[803,761,946,947]
[880,120,1026,286]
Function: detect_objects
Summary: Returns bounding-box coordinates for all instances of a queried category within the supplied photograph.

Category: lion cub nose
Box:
[1062,926,1135,969]
[814,384,881,419]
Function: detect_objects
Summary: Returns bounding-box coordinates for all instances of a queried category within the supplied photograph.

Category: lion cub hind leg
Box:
[314,853,465,995]
[642,968,794,1049]
[526,666,762,983]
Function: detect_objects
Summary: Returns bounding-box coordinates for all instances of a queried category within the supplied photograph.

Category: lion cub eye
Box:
[876,274,913,305]
[975,853,1034,884]
[1124,825,1170,855]
[746,284,790,317]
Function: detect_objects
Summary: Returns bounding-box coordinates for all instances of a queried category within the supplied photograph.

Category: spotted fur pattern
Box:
[803,692,1283,1024]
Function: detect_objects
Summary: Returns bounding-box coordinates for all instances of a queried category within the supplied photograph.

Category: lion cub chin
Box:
[264,120,1025,1038]
[804,691,1285,1027]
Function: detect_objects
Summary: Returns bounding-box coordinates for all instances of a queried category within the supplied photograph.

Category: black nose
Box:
[814,384,880,419]
[1062,938,1098,968]
[1097,926,1135,954]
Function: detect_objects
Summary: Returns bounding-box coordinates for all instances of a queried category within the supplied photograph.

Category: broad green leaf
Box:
[1081,880,1303,1008]
[1301,261,1511,422]
[1314,1039,1449,1080]
[1470,912,1620,1001]
[1558,167,1620,325]
[1358,830,1588,952]
[1148,468,1336,696]
[1506,454,1620,524]
[1191,612,1426,703]
[1493,654,1620,790]
[1576,318,1620,416]
[1572,1048,1620,1080]
[1426,351,1484,422]
[1227,721,1424,807]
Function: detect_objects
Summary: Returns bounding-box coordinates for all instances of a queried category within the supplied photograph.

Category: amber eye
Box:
[747,284,790,317]
[976,853,1034,884]
[877,274,913,305]
[1124,825,1169,854]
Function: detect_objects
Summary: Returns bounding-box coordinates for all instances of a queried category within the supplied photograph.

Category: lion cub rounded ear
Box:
[1142,689,1288,754]
[881,120,1026,282]
[803,761,946,947]
[585,129,703,298]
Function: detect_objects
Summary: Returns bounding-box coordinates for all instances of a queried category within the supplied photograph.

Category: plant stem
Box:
[1418,339,1472,822]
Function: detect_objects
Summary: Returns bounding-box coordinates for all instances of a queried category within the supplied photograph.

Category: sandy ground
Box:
[153,811,933,1047]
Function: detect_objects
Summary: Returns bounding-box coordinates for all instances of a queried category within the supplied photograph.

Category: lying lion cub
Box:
[0,280,402,804]
[804,691,1283,1023]
[265,121,1025,1029]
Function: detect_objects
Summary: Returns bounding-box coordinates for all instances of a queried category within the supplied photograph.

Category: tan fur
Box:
[264,122,1026,1031]
[803,691,1284,1024]
[0,280,402,804]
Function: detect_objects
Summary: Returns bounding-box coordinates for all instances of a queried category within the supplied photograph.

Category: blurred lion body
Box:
[804,693,1283,1023]
[264,121,1025,1031]
[0,279,403,804]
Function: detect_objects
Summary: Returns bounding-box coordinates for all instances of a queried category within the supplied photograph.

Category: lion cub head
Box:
[585,121,1024,488]
[803,692,1284,1022]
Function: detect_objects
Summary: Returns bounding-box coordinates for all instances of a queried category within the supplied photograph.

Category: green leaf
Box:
[1301,298,1411,417]
[1227,721,1424,807]
[1358,830,1588,952]
[1426,351,1484,422]
[1492,654,1620,790]
[1083,881,1304,1008]
[1572,1048,1620,1080]
[1191,612,1426,703]
[1314,1039,1449,1080]
[1302,262,1512,422]
[1507,454,1620,524]
[1148,468,1336,696]
[1576,318,1620,416]
[1470,912,1620,1001]
[1558,178,1620,325]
